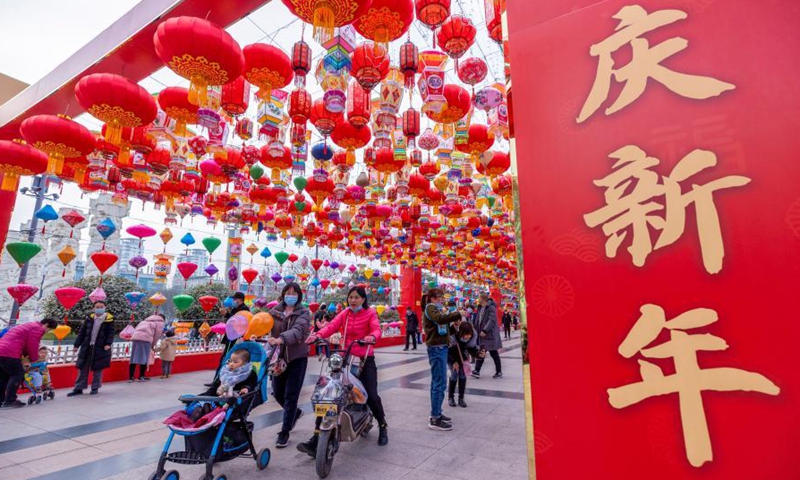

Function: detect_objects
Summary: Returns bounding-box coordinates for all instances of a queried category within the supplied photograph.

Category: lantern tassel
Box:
[175,120,187,138]
[1,173,19,191]
[188,75,209,107]
[104,122,123,146]
[313,2,335,44]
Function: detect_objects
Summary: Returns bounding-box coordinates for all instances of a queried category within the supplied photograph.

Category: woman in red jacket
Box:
[298,286,389,453]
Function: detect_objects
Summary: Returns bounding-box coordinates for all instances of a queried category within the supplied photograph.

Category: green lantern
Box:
[6,242,42,267]
[172,294,195,312]
[274,251,289,265]
[202,237,222,255]
[250,163,265,180]
[293,176,308,192]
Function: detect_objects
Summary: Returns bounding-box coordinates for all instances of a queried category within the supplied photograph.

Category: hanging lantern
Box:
[484,0,505,44]
[346,81,372,128]
[457,57,488,92]
[415,0,450,32]
[402,108,420,149]
[291,40,312,87]
[456,124,495,166]
[90,250,119,285]
[279,0,374,44]
[289,88,313,124]
[426,84,471,124]
[20,115,95,176]
[354,0,414,49]
[331,122,372,166]
[243,44,294,99]
[436,15,476,60]
[154,16,244,106]
[0,140,48,191]
[309,98,344,136]
[417,49,449,115]
[399,40,419,90]
[221,77,251,117]
[156,86,197,138]
[351,42,390,91]
[475,151,510,177]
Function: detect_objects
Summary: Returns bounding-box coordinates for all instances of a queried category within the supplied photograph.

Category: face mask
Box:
[461,337,471,343]
[94,308,105,316]
[467,308,473,314]
[349,305,363,313]
[284,295,298,306]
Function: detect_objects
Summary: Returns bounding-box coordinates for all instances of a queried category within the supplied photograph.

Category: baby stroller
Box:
[23,362,55,405]
[149,342,271,480]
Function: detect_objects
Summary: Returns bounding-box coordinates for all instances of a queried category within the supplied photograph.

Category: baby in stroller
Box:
[22,347,54,404]
[187,349,258,421]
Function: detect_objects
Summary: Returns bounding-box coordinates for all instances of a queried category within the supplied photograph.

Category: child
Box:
[448,322,479,408]
[155,330,178,379]
[202,349,257,398]
[28,346,52,392]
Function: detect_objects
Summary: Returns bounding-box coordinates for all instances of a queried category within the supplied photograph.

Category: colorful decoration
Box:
[0,140,48,191]
[90,250,119,285]
[280,0,374,43]
[19,115,95,175]
[172,294,195,312]
[7,284,39,307]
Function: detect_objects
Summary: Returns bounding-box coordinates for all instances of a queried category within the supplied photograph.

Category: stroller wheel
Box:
[257,447,271,470]
[27,396,35,405]
[163,470,179,480]
[48,391,55,400]
[213,476,227,480]
[36,396,42,404]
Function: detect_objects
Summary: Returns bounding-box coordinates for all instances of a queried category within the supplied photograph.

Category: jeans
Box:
[416,332,422,344]
[0,356,24,403]
[272,357,308,434]
[475,350,502,374]
[75,363,103,391]
[405,330,417,349]
[358,356,386,424]
[162,361,173,376]
[427,345,449,418]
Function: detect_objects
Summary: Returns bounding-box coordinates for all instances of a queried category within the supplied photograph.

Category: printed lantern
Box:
[153,254,174,284]
[455,124,496,164]
[243,44,294,99]
[399,40,419,89]
[351,42,390,91]
[154,17,244,106]
[289,88,312,124]
[476,151,510,177]
[402,108,421,149]
[309,98,344,136]
[306,175,335,205]
[61,210,86,238]
[426,84,471,124]
[373,147,404,174]
[20,115,95,175]
[260,144,293,171]
[415,0,450,31]
[457,57,488,90]
[157,86,198,137]
[331,122,372,166]
[291,40,312,87]
[354,0,414,49]
[7,284,39,307]
[221,77,251,117]
[437,15,476,60]
[417,50,449,114]
[0,140,48,191]
[484,0,505,44]
[347,81,372,128]
[279,0,374,44]
[74,74,157,146]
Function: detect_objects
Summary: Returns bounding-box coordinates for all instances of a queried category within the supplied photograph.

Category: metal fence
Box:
[42,338,224,365]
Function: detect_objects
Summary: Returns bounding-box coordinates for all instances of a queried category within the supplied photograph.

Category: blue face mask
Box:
[284,295,298,306]
[349,305,363,313]
[94,308,105,316]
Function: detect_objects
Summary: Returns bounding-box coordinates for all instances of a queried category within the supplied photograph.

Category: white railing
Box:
[42,339,224,365]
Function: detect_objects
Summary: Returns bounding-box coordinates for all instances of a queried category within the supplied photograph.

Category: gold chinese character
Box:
[577,5,735,123]
[583,145,750,273]
[608,304,780,467]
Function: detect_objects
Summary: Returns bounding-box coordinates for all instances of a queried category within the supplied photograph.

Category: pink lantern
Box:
[210,322,227,334]
[89,287,107,303]
[226,314,249,341]
[126,224,157,249]
[55,287,86,322]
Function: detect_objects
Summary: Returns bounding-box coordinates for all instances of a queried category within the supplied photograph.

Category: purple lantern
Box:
[270,272,282,284]
[129,255,148,279]
[227,266,238,282]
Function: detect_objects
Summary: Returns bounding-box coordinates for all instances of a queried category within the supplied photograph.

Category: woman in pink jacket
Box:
[0,318,57,408]
[297,286,389,453]
[128,314,165,382]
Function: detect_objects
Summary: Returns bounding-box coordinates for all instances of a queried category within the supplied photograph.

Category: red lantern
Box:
[399,40,419,90]
[74,74,156,146]
[0,140,48,191]
[402,108,421,148]
[214,147,246,177]
[198,295,219,313]
[157,86,198,137]
[177,262,198,287]
[476,151,510,177]
[289,88,312,124]
[347,81,372,128]
[291,40,312,86]
[415,0,450,31]
[408,172,430,197]
[484,0,505,44]
[436,15,476,60]
[20,115,95,175]
[221,77,251,117]
[331,122,372,166]
[242,267,259,286]
[425,84,471,124]
[456,124,495,163]
[457,57,488,89]
[372,147,404,174]
[309,98,344,136]
[243,44,294,99]
[154,17,244,106]
[280,0,374,44]
[354,0,414,48]
[306,176,335,204]
[350,42,390,91]
[260,144,293,171]
[90,250,119,285]
[148,146,171,176]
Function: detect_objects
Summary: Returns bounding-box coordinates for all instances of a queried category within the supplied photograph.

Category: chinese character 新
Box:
[583,145,750,274]
[608,304,780,467]
[577,5,735,123]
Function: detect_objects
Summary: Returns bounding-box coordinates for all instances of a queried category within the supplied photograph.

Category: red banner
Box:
[507,1,800,478]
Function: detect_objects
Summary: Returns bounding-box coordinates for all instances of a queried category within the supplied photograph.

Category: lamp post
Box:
[9,175,59,324]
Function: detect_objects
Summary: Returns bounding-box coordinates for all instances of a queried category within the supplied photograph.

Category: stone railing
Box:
[42,338,224,365]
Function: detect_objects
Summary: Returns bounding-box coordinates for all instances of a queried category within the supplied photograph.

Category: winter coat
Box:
[156,337,178,362]
[202,369,258,396]
[131,315,165,347]
[476,301,502,351]
[423,303,462,347]
[316,307,381,358]
[268,303,311,363]
[74,314,115,370]
[405,311,419,333]
[447,324,479,367]
[502,312,512,327]
[0,321,45,359]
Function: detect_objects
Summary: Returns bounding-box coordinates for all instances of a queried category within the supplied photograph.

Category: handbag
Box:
[268,344,288,377]
[457,343,472,376]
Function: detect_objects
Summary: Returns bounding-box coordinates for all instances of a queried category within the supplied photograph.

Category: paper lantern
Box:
[20,115,95,175]
[457,57,488,89]
[6,242,42,267]
[436,15,476,60]
[320,279,331,290]
[243,44,294,98]
[198,295,219,313]
[61,210,86,239]
[180,233,196,248]
[125,291,146,310]
[346,81,372,128]
[89,287,107,303]
[172,294,195,312]
[309,98,344,137]
[96,218,117,249]
[126,224,157,249]
[351,42,390,91]
[55,287,86,311]
[484,0,505,44]
[354,0,414,48]
[149,292,168,308]
[242,267,259,286]
[90,251,118,284]
[157,86,198,137]
[177,262,198,287]
[426,84,471,124]
[279,0,374,44]
[0,140,48,191]
[154,16,244,106]
[274,251,290,265]
[399,40,419,90]
[202,236,222,255]
[415,0,451,31]
[221,76,251,117]
[53,325,72,341]
[210,322,227,335]
[7,284,39,306]
[57,245,77,277]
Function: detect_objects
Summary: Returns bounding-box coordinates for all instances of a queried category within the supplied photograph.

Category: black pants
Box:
[503,324,512,339]
[405,330,417,349]
[0,356,24,404]
[129,363,147,380]
[475,350,502,374]
[359,356,385,424]
[272,357,308,434]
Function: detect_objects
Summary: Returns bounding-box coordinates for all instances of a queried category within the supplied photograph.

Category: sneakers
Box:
[291,408,304,431]
[440,413,452,422]
[90,389,99,395]
[276,431,290,448]
[66,390,83,397]
[138,377,150,382]
[1,400,25,408]
[378,423,388,446]
[471,372,480,379]
[448,397,456,407]
[128,379,135,383]
[493,372,503,379]
[458,398,468,408]
[296,435,318,457]
[428,417,453,431]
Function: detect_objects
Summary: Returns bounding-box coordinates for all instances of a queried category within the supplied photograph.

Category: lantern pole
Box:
[10,175,58,324]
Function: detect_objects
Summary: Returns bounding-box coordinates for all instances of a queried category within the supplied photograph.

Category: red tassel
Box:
[98,276,103,286]
[41,225,46,235]
[62,269,66,277]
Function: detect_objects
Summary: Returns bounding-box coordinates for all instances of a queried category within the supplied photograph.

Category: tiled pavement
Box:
[0,335,530,480]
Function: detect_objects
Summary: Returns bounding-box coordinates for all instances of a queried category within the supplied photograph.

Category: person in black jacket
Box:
[448,322,479,408]
[208,292,251,387]
[202,349,258,397]
[502,312,512,339]
[404,308,419,351]
[67,302,115,397]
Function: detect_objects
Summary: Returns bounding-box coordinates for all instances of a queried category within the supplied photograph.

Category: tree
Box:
[175,282,234,323]
[41,275,156,334]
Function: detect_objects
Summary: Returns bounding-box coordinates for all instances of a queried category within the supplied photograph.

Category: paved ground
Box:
[0,335,529,480]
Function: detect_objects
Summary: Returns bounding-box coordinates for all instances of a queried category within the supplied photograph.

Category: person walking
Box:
[404,307,419,351]
[502,311,512,340]
[0,318,57,408]
[127,314,165,382]
[422,288,463,431]
[67,302,116,396]
[301,286,388,452]
[472,293,503,379]
[267,283,311,449]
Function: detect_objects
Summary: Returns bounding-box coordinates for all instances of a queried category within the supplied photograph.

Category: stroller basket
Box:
[184,421,255,462]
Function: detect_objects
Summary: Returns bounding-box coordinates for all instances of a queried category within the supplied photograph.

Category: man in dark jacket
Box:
[473,293,503,379]
[67,302,115,396]
[404,308,419,351]
[502,312,513,339]
[209,292,250,386]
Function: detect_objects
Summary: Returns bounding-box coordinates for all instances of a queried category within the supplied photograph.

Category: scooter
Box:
[311,339,374,478]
